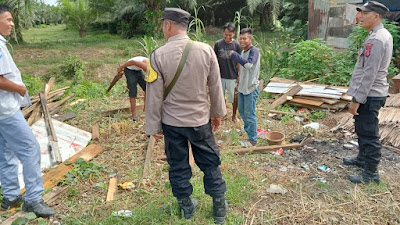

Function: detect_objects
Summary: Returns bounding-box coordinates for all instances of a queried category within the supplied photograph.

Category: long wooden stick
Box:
[232,143,302,155]
[40,92,62,163]
[143,136,156,178]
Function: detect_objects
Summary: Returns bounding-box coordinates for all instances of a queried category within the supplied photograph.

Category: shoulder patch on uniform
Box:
[145,60,158,83]
[365,43,373,57]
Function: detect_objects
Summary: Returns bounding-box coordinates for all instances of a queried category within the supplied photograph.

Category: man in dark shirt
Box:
[214,22,242,121]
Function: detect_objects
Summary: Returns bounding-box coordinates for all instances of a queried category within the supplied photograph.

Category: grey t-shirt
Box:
[214,39,242,80]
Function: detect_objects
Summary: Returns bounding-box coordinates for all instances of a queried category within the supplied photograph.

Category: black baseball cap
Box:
[356,1,389,15]
[162,8,191,25]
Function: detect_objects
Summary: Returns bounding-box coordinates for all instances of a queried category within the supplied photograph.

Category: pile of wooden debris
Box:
[22,77,75,125]
[333,93,400,148]
[264,78,351,111]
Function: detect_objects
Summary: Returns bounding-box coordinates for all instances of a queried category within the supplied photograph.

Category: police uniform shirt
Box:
[347,23,393,104]
[145,34,226,135]
[0,35,29,120]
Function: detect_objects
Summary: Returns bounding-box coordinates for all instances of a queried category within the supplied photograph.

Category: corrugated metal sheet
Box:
[308,0,330,40]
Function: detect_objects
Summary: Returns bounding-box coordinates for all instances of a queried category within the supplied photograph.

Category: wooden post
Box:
[232,143,301,155]
[232,86,238,121]
[269,84,303,109]
[40,92,62,163]
[143,136,156,178]
[92,124,100,141]
[106,177,118,202]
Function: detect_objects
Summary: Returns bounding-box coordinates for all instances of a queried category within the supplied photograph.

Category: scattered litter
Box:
[118,182,135,190]
[239,140,253,147]
[301,163,310,170]
[268,113,277,117]
[297,108,310,115]
[284,149,290,153]
[343,144,354,150]
[263,119,272,123]
[257,128,269,138]
[261,178,268,182]
[273,148,284,156]
[350,140,359,146]
[217,140,224,144]
[329,217,339,224]
[317,165,329,172]
[294,116,304,122]
[223,129,232,133]
[279,167,288,172]
[303,122,325,130]
[316,177,328,183]
[266,184,288,194]
[112,210,133,217]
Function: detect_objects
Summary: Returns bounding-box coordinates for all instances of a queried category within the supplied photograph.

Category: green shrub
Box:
[22,74,44,95]
[280,39,333,81]
[60,54,85,81]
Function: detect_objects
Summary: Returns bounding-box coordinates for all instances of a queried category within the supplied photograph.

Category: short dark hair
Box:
[240,28,252,35]
[223,22,235,32]
[0,4,11,15]
[167,19,188,31]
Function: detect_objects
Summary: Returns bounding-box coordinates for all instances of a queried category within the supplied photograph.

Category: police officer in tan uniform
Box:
[145,8,229,224]
[344,1,392,184]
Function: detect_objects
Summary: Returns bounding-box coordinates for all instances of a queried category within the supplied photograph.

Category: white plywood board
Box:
[264,82,348,99]
[15,119,91,189]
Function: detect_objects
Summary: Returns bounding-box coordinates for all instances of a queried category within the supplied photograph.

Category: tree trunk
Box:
[259,3,273,30]
[79,29,86,37]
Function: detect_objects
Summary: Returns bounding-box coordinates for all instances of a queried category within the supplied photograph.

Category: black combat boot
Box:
[213,195,229,224]
[343,156,365,168]
[348,164,380,184]
[177,197,198,219]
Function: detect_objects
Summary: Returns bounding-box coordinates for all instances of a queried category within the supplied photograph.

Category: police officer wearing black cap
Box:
[145,8,229,224]
[344,1,393,184]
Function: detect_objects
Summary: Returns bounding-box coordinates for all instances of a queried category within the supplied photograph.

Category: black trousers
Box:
[162,121,226,199]
[354,97,386,165]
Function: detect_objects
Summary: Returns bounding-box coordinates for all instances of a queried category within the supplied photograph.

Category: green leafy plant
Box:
[61,158,105,185]
[61,54,85,81]
[22,74,43,95]
[138,35,159,57]
[188,6,206,42]
[280,39,333,82]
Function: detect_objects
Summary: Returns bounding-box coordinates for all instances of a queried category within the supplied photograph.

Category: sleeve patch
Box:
[145,61,158,83]
[365,43,373,57]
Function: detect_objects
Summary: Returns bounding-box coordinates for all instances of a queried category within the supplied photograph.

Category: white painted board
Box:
[15,118,92,189]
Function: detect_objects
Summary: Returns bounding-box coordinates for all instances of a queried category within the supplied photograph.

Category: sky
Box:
[43,0,58,6]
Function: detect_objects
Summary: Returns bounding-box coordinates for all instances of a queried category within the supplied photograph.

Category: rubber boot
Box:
[343,156,365,168]
[177,197,198,219]
[213,195,229,224]
[349,164,380,184]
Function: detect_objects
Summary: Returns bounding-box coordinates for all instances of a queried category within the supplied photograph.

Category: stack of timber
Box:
[333,93,400,147]
[264,78,351,111]
[22,78,74,125]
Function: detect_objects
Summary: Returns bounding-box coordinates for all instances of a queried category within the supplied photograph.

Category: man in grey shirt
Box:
[344,1,392,184]
[145,8,228,224]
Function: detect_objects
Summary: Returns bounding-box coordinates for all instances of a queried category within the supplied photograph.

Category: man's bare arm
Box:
[117,59,148,73]
[0,75,26,96]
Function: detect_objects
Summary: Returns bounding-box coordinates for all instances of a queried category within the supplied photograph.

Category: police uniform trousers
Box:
[354,97,386,165]
[162,121,226,199]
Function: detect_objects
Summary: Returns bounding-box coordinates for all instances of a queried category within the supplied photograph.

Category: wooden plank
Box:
[261,109,307,117]
[289,97,324,106]
[48,93,75,112]
[40,92,62,163]
[269,84,303,109]
[232,143,302,155]
[27,104,42,126]
[40,144,104,190]
[52,112,77,122]
[293,96,339,105]
[101,105,144,117]
[92,124,100,141]
[232,86,238,121]
[45,77,56,95]
[189,143,194,168]
[106,177,118,202]
[143,136,156,178]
